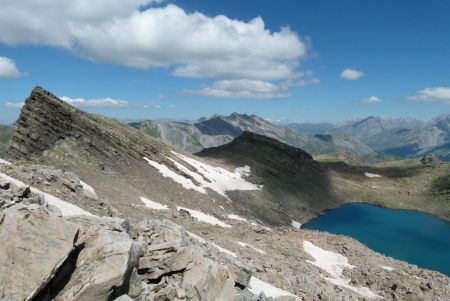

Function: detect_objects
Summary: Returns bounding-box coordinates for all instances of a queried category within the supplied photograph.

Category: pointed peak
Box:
[30,86,53,98]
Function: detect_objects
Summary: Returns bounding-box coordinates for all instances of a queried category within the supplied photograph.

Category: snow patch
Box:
[303,241,382,299]
[0,172,94,217]
[140,197,168,210]
[227,214,248,222]
[144,152,261,200]
[144,157,205,193]
[381,265,395,271]
[365,172,382,178]
[80,180,97,197]
[235,165,251,176]
[177,206,232,228]
[236,241,266,255]
[187,232,237,258]
[291,220,302,229]
[171,152,262,198]
[210,242,237,258]
[248,277,300,300]
[0,158,12,165]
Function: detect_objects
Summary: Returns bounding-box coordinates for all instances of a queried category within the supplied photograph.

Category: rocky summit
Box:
[1,87,450,301]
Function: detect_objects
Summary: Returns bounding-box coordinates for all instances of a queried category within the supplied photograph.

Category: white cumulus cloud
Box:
[408,87,450,104]
[361,96,383,103]
[0,1,306,81]
[340,68,364,80]
[0,56,24,79]
[179,79,291,100]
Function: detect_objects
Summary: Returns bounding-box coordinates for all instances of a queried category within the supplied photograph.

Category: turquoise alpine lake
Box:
[303,203,450,276]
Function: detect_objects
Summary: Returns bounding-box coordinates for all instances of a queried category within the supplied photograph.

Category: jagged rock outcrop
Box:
[0,176,255,301]
[130,220,238,300]
[8,87,172,162]
[48,216,140,301]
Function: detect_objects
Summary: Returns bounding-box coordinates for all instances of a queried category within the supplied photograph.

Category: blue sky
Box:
[0,0,449,124]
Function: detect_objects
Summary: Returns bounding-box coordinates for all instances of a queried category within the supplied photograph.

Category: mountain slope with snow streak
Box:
[145,152,261,200]
[303,241,382,299]
[0,171,93,217]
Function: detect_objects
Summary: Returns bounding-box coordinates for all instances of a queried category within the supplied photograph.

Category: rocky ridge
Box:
[0,171,268,301]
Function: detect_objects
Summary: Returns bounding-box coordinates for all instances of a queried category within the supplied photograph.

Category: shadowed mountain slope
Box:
[197,132,340,223]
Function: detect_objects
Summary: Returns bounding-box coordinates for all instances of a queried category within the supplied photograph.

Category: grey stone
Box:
[0,204,79,301]
[53,216,141,301]
[182,257,236,301]
[229,264,252,288]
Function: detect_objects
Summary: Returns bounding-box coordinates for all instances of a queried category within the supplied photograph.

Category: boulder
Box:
[132,220,238,301]
[51,216,141,301]
[228,264,252,288]
[0,204,79,301]
[183,257,236,301]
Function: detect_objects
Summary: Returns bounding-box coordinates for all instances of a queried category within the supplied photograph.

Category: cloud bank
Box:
[408,87,450,104]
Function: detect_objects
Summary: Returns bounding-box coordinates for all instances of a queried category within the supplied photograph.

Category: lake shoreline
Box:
[303,203,450,276]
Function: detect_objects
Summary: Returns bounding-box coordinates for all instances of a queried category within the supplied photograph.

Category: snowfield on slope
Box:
[80,180,97,197]
[0,172,93,217]
[140,196,169,210]
[144,152,262,200]
[303,241,382,299]
[248,277,300,300]
[186,231,237,258]
[177,206,232,228]
[236,241,266,255]
[291,220,302,229]
[227,214,248,222]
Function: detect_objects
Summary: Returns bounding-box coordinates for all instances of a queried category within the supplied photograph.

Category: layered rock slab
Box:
[0,204,79,301]
[50,216,141,301]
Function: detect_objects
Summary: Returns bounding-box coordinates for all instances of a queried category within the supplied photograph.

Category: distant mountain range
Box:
[129,113,380,160]
[289,115,450,161]
[2,109,449,161]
